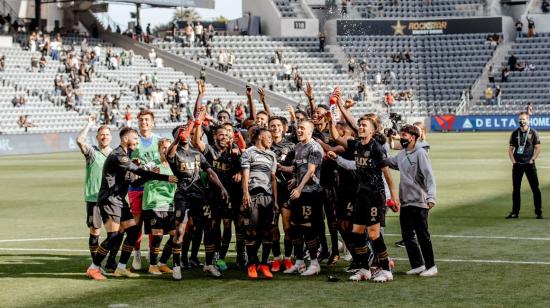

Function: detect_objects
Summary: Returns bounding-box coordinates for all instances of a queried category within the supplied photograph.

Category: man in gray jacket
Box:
[384,124,437,277]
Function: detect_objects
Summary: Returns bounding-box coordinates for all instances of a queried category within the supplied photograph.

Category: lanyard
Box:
[517,127,530,148]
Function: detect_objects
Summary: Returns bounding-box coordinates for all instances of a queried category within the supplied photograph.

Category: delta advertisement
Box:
[337,17,502,36]
[431,115,550,132]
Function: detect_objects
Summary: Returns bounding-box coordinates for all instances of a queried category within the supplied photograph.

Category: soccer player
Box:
[86,127,177,280]
[269,116,295,272]
[129,109,161,270]
[76,115,117,271]
[507,111,542,219]
[245,85,269,128]
[329,116,398,283]
[281,120,324,276]
[166,122,229,280]
[142,138,177,275]
[192,123,242,271]
[384,124,438,277]
[240,127,278,279]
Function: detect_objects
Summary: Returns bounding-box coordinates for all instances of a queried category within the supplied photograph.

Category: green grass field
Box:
[1,132,550,307]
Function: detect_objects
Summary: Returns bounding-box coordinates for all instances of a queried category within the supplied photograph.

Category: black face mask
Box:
[400,139,411,149]
[519,120,527,127]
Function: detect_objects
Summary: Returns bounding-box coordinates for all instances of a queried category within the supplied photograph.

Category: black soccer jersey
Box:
[98,146,170,208]
[271,138,295,184]
[346,138,385,190]
[168,146,212,199]
[203,143,240,188]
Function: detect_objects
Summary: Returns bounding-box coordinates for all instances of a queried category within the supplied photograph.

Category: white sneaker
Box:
[132,250,142,271]
[284,261,306,274]
[419,265,438,277]
[406,265,426,275]
[203,265,222,278]
[172,266,182,280]
[349,268,371,281]
[372,270,393,283]
[301,263,321,276]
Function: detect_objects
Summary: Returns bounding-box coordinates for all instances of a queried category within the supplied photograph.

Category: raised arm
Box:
[246,85,257,120]
[337,98,358,134]
[76,115,95,154]
[193,79,206,116]
[327,113,349,148]
[304,81,316,117]
[258,87,272,117]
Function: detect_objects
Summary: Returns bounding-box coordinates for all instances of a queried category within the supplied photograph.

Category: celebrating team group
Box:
[79,80,437,282]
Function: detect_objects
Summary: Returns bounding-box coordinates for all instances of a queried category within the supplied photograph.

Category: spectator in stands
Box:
[225,100,234,115]
[348,57,356,74]
[207,24,216,42]
[524,61,536,72]
[484,85,494,104]
[50,38,61,61]
[195,21,203,46]
[294,72,303,91]
[527,16,535,38]
[128,50,135,66]
[526,102,533,115]
[206,41,213,58]
[404,52,412,63]
[375,71,382,85]
[392,53,401,63]
[18,115,35,132]
[357,81,365,102]
[235,102,245,124]
[269,73,277,91]
[515,19,523,38]
[341,0,349,16]
[227,52,235,70]
[218,49,228,72]
[30,56,38,72]
[12,95,26,107]
[170,103,180,122]
[283,63,292,80]
[39,55,46,73]
[149,48,157,64]
[274,49,283,65]
[501,67,510,82]
[0,55,5,71]
[543,0,550,13]
[384,92,395,113]
[101,100,112,125]
[488,64,495,83]
[54,74,65,96]
[495,84,502,106]
[185,23,195,47]
[155,57,164,68]
[319,32,326,52]
[508,53,518,71]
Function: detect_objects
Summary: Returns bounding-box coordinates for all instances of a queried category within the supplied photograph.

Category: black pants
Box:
[400,206,435,269]
[512,163,542,216]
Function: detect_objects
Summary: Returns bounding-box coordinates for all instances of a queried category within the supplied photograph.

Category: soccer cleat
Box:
[284,262,306,274]
[372,270,393,283]
[348,268,371,281]
[394,240,406,248]
[406,265,426,275]
[105,259,117,273]
[283,258,294,271]
[148,265,162,276]
[505,213,519,219]
[536,214,544,219]
[247,264,258,279]
[132,251,142,271]
[114,267,140,278]
[271,259,282,272]
[327,253,340,267]
[216,259,228,272]
[189,257,204,268]
[419,266,438,277]
[158,264,173,273]
[172,266,182,280]
[203,265,222,278]
[301,263,321,276]
[345,261,360,273]
[86,267,107,280]
[258,264,273,279]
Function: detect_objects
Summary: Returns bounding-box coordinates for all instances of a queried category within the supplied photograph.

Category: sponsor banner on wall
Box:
[337,17,502,36]
[431,115,550,132]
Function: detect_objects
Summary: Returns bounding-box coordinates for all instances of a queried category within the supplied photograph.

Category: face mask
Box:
[400,139,410,149]
[519,120,527,127]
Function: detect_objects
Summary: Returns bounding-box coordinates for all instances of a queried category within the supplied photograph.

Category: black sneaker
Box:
[536,214,544,219]
[189,257,204,268]
[505,213,519,219]
[394,240,406,248]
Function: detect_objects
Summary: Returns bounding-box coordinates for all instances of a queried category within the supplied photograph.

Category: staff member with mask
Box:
[507,112,542,219]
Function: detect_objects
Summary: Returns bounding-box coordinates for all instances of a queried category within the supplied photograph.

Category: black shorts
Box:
[99,203,134,224]
[289,191,323,227]
[86,201,103,229]
[143,209,176,234]
[335,190,355,221]
[218,188,242,220]
[240,191,275,228]
[353,187,384,227]
[174,195,204,223]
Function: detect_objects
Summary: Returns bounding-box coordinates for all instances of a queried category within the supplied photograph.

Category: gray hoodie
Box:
[384,144,436,209]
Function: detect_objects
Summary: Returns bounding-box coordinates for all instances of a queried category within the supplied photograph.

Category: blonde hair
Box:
[413,121,427,141]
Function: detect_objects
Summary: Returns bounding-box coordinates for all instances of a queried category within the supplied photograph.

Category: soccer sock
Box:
[261,240,273,264]
[245,240,258,265]
[119,225,139,265]
[272,239,281,258]
[149,235,163,266]
[181,232,192,261]
[351,232,370,268]
[204,231,215,266]
[191,226,203,260]
[317,222,329,254]
[372,236,390,271]
[107,232,124,265]
[304,226,320,261]
[159,236,174,265]
[88,234,99,259]
[292,238,304,260]
[329,221,339,255]
[172,242,183,267]
[236,231,246,261]
[220,223,232,260]
[283,233,293,258]
[93,231,118,267]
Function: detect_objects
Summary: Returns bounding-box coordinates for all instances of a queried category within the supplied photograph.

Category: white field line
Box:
[2,234,550,243]
[1,247,549,265]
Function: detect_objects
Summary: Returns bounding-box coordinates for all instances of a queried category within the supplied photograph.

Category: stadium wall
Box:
[0,129,176,156]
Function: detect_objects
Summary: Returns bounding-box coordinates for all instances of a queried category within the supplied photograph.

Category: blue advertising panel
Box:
[431,115,550,132]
